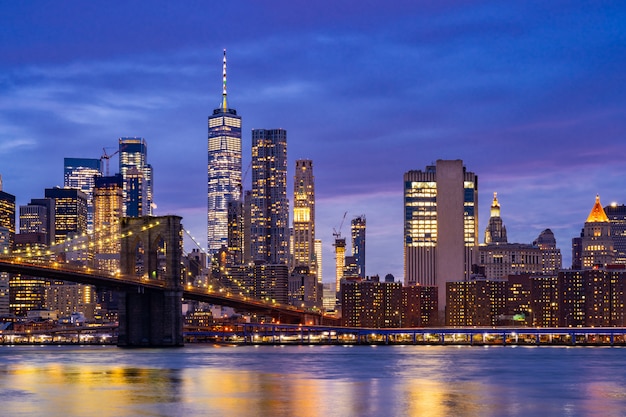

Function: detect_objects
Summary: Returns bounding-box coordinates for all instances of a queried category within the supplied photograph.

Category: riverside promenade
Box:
[185,323,626,346]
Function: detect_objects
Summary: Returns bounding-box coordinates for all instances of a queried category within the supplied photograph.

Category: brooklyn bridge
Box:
[0,215,336,347]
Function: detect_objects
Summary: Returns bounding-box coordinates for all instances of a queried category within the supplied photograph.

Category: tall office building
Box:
[404,160,478,315]
[334,237,346,293]
[44,187,88,245]
[314,239,323,283]
[351,215,366,278]
[64,158,102,233]
[0,176,16,249]
[119,137,153,217]
[207,50,242,255]
[250,129,288,264]
[19,198,56,246]
[292,160,316,273]
[484,192,507,244]
[93,175,123,272]
[605,203,626,265]
[581,195,614,269]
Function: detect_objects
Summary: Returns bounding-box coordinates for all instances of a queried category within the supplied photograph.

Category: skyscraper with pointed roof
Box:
[484,192,507,244]
[208,50,242,255]
[581,195,615,269]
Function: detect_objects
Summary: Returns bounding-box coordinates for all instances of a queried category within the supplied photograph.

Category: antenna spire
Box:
[222,49,228,111]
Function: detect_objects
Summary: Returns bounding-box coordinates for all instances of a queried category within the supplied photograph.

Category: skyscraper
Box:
[250,128,288,264]
[604,203,626,265]
[119,137,153,217]
[93,175,123,272]
[292,159,316,273]
[581,195,614,269]
[334,237,346,293]
[44,187,88,245]
[404,160,478,315]
[64,158,102,233]
[484,192,507,244]
[0,176,16,249]
[351,215,366,278]
[19,198,56,246]
[207,50,242,255]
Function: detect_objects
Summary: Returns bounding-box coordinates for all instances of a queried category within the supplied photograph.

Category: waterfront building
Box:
[119,137,153,217]
[341,276,437,328]
[404,160,478,314]
[288,266,321,310]
[351,216,366,278]
[580,195,614,269]
[605,203,626,264]
[0,177,16,249]
[292,160,316,274]
[44,187,88,245]
[45,280,96,321]
[19,198,55,246]
[207,50,242,255]
[253,263,288,305]
[250,129,288,264]
[484,193,507,243]
[63,158,101,233]
[93,175,123,273]
[446,278,507,326]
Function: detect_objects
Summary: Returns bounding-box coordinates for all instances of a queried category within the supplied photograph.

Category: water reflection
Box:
[0,345,626,416]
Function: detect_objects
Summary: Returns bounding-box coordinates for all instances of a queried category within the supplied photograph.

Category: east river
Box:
[1,344,625,417]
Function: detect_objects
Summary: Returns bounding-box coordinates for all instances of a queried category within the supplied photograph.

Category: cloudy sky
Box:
[1,1,626,282]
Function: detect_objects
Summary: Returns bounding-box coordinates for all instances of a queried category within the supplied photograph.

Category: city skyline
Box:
[1,2,626,282]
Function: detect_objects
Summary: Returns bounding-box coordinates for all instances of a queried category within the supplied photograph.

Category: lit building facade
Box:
[0,178,16,249]
[404,160,478,314]
[119,137,153,217]
[63,158,101,233]
[207,50,242,255]
[44,187,88,245]
[484,192,507,243]
[351,215,366,278]
[334,237,346,293]
[605,203,626,264]
[250,128,288,264]
[93,175,123,273]
[19,198,55,246]
[292,159,316,274]
[581,195,614,269]
[314,239,322,283]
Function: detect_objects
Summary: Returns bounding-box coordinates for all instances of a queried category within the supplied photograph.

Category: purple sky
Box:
[1,1,626,282]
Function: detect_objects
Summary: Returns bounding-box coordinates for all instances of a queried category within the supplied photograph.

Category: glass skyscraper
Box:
[63,158,102,233]
[292,159,316,275]
[119,137,153,217]
[250,128,288,264]
[351,215,366,279]
[207,50,242,255]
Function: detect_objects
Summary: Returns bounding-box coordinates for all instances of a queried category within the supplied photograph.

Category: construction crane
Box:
[100,147,120,176]
[333,211,348,239]
[100,143,129,176]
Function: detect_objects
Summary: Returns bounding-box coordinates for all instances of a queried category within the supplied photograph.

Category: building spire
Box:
[586,194,610,223]
[222,49,228,111]
[490,192,500,217]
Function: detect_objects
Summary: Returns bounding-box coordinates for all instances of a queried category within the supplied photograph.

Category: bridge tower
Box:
[117,215,184,347]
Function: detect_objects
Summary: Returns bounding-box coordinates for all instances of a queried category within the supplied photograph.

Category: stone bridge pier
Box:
[117,216,184,347]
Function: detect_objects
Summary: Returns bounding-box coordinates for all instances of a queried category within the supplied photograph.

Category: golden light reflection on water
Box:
[3,346,626,417]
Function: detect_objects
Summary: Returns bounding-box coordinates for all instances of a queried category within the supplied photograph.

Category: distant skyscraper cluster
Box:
[5,49,626,330]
